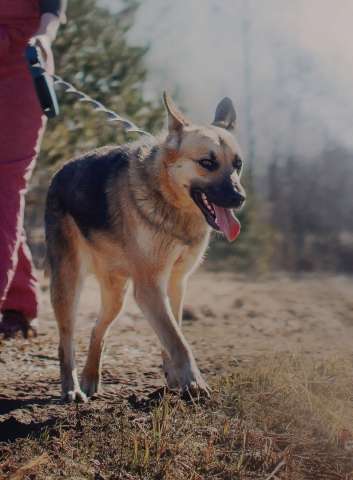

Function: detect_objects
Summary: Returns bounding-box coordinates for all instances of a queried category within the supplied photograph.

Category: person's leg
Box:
[0,232,40,338]
[2,233,39,319]
[0,69,45,337]
[0,162,41,338]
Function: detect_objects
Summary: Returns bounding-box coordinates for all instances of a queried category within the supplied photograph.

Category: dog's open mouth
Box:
[191,190,241,242]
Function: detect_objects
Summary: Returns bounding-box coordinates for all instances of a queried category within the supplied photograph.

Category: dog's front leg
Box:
[134,278,209,396]
[162,269,187,388]
[163,241,208,389]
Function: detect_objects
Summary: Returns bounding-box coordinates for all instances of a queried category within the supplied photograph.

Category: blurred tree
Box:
[40,0,163,168]
[267,147,353,272]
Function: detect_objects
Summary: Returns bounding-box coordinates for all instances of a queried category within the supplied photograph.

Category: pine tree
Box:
[40,0,163,167]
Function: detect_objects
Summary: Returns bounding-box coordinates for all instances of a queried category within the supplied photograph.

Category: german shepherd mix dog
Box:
[45,93,246,402]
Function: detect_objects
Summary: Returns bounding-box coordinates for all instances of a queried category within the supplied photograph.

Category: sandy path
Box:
[0,271,352,439]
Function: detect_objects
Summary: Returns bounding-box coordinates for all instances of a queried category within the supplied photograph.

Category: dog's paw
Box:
[80,375,100,398]
[182,378,211,401]
[177,363,211,399]
[162,355,179,390]
[63,389,88,403]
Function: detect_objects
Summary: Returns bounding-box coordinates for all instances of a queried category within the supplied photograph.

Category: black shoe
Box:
[0,310,37,339]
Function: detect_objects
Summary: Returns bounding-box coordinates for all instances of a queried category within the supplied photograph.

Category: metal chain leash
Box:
[53,75,153,138]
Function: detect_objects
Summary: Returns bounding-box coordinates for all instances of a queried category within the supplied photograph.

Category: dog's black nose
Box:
[204,180,246,209]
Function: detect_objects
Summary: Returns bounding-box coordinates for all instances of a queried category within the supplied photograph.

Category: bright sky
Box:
[99,0,353,160]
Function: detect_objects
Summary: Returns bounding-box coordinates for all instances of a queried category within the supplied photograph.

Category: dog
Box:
[45,93,246,402]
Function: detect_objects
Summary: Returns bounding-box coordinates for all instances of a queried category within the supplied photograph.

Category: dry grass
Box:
[1,354,352,479]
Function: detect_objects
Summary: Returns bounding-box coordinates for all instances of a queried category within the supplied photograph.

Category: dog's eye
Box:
[233,155,243,173]
[198,158,219,172]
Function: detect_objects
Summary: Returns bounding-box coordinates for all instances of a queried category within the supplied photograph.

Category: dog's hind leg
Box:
[47,214,87,403]
[80,272,128,397]
[50,252,86,403]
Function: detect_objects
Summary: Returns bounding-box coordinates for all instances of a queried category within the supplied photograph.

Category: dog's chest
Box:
[133,222,209,277]
[135,224,185,258]
[135,221,195,264]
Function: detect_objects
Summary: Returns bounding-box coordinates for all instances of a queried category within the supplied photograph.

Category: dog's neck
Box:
[128,143,208,246]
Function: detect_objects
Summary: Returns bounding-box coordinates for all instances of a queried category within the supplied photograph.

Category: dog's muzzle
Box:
[204,178,246,209]
[190,178,245,242]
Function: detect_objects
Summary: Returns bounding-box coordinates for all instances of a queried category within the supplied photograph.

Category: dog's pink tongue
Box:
[213,205,241,242]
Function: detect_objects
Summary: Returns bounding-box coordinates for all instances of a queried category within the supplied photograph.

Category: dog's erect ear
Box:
[212,97,236,131]
[163,91,190,135]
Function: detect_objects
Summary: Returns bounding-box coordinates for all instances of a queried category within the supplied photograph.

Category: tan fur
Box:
[46,93,245,401]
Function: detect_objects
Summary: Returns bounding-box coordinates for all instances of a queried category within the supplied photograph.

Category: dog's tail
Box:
[43,177,63,280]
[43,252,50,279]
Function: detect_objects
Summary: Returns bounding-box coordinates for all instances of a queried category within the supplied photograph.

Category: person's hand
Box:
[30,33,55,76]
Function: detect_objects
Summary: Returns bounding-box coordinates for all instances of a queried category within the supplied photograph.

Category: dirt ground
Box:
[1,270,353,443]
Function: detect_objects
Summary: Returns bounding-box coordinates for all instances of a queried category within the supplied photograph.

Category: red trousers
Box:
[0,12,45,318]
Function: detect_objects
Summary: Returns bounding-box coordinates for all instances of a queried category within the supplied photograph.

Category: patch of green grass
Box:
[1,354,352,479]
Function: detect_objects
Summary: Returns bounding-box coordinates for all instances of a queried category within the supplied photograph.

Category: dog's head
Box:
[161,92,246,242]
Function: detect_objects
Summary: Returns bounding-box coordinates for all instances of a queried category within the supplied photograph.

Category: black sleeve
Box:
[39,0,63,17]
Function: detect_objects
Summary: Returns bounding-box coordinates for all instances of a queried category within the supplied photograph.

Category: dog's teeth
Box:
[201,193,216,216]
